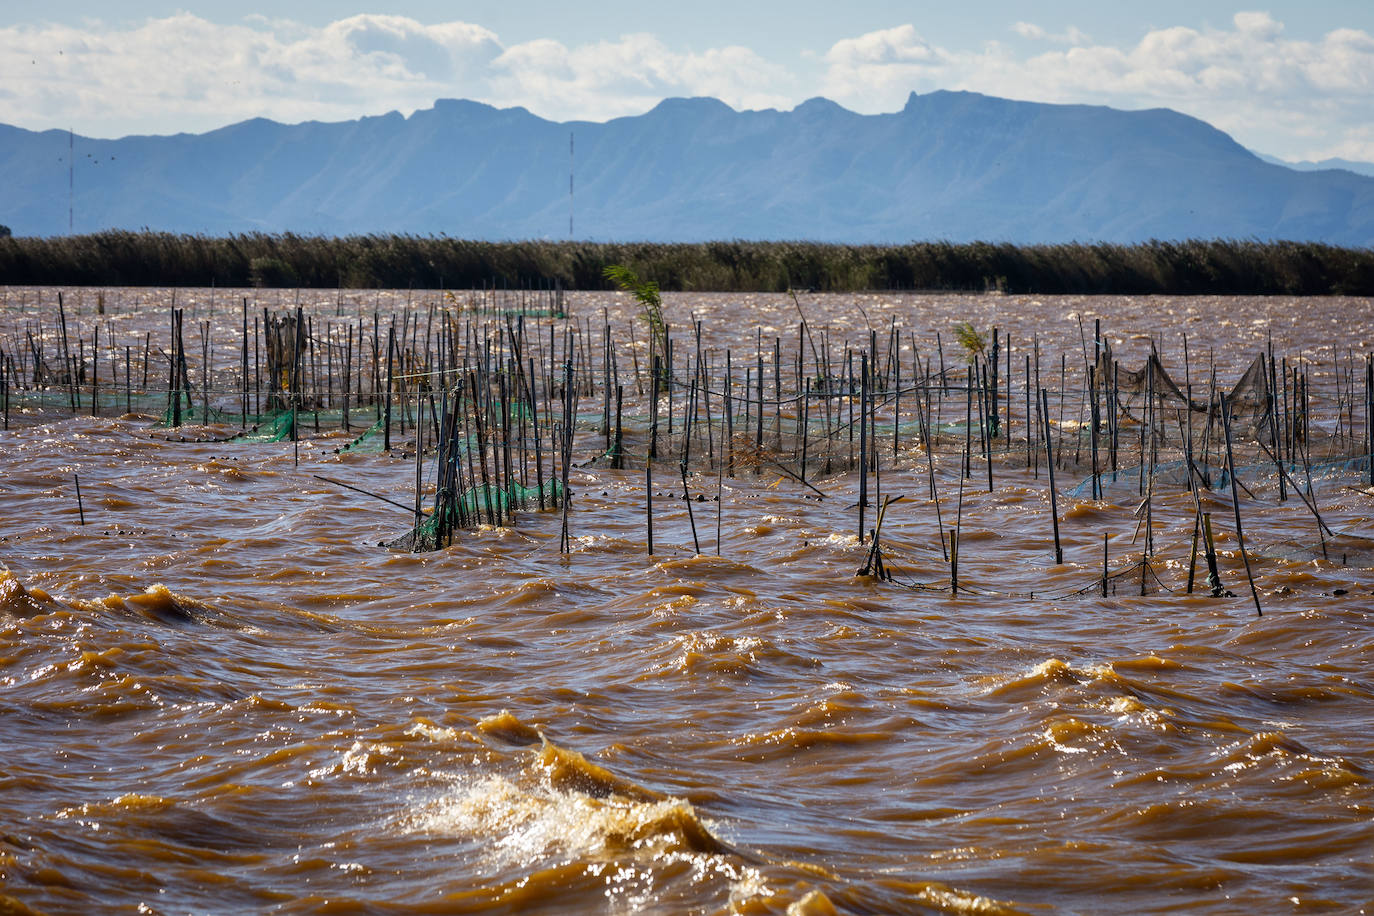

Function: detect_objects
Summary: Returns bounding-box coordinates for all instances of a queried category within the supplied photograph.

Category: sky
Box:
[3,2,1373,163]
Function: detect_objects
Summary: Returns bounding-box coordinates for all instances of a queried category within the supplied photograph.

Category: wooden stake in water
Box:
[241,299,249,426]
[681,377,702,556]
[725,350,735,478]
[414,390,425,529]
[646,458,654,557]
[559,358,574,554]
[1201,511,1223,597]
[1366,354,1373,488]
[168,308,182,428]
[1026,352,1035,473]
[962,371,973,480]
[91,326,99,418]
[976,361,993,492]
[612,384,624,469]
[650,355,661,461]
[292,308,303,467]
[74,474,85,526]
[949,530,959,596]
[715,454,724,557]
[1089,364,1101,499]
[858,353,869,542]
[58,292,76,413]
[989,327,1000,438]
[800,377,811,488]
[199,319,209,425]
[859,494,900,580]
[384,324,395,452]
[922,366,948,563]
[1101,532,1109,597]
[952,437,968,594]
[1040,388,1063,564]
[1186,506,1202,596]
[1219,394,1262,616]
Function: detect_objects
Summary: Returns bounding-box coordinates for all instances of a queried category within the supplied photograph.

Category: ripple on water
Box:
[2,291,1372,914]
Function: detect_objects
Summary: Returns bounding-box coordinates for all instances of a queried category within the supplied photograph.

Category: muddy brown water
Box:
[1,289,1371,915]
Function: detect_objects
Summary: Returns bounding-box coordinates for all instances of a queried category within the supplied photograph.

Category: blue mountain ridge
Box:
[1255,152,1374,179]
[2,90,1372,245]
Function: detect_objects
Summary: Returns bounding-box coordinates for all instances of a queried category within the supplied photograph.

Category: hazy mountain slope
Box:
[1255,152,1374,179]
[3,91,1372,244]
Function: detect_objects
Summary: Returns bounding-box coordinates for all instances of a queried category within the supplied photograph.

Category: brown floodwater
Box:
[0,288,1371,915]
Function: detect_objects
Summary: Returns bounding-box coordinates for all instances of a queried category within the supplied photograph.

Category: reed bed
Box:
[2,233,1373,295]
[3,284,1371,604]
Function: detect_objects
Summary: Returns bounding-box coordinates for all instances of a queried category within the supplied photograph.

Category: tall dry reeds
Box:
[1,232,1372,295]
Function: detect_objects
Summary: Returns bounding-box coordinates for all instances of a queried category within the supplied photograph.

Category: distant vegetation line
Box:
[1,232,1372,295]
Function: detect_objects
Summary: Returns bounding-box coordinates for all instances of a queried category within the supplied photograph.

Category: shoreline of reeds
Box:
[1,233,1372,295]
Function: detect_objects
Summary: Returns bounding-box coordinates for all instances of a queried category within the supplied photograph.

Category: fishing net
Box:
[1104,350,1198,416]
[385,478,565,551]
[1069,454,1373,500]
[1257,528,1374,566]
[1101,349,1271,438]
[151,398,391,447]
[230,410,298,443]
[154,400,299,441]
[2,386,175,415]
[336,418,387,453]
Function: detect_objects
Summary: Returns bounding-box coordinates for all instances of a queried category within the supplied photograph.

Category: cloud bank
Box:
[1,11,1371,161]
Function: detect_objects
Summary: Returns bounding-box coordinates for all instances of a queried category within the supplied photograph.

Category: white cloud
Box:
[1013,22,1090,45]
[486,33,793,119]
[819,13,1374,162]
[827,24,938,66]
[1233,11,1283,41]
[0,13,505,136]
[0,13,792,137]
[0,11,1371,162]
[820,25,950,103]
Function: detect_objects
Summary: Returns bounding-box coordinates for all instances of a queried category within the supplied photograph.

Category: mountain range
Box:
[1255,153,1374,179]
[3,90,1373,245]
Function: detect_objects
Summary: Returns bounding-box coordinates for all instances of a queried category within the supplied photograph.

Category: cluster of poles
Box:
[3,286,1373,608]
[0,285,566,435]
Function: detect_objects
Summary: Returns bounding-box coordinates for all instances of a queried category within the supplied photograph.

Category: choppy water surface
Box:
[1,290,1372,915]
